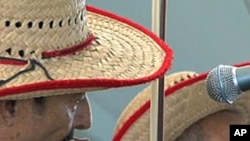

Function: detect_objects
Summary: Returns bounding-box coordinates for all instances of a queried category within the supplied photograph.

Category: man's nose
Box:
[73,96,92,129]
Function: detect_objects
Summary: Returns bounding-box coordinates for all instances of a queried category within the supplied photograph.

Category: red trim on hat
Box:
[0,6,173,99]
[112,62,250,141]
[0,57,27,65]
[42,34,95,59]
[86,5,172,58]
[112,73,206,141]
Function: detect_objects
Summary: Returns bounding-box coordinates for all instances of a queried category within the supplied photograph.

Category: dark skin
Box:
[199,110,246,141]
[0,93,91,141]
[176,110,247,141]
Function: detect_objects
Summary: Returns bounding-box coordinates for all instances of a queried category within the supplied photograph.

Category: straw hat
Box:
[0,0,173,100]
[113,62,250,141]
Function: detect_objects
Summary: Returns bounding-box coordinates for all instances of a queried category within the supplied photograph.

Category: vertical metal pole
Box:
[150,0,168,141]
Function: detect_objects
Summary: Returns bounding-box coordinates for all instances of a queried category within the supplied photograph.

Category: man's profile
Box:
[0,0,173,140]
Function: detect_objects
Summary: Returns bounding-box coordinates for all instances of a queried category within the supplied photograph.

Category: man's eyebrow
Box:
[80,93,86,100]
[73,93,86,101]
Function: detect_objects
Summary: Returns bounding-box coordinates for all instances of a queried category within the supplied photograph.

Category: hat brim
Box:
[0,5,173,100]
[113,62,250,141]
[114,71,199,133]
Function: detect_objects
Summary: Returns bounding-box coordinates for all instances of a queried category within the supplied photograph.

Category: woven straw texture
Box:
[0,0,172,100]
[114,71,198,141]
[114,72,250,141]
[114,71,199,133]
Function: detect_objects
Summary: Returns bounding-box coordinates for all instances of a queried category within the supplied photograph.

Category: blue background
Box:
[77,0,250,140]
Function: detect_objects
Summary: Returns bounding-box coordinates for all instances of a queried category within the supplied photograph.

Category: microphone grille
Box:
[206,65,241,104]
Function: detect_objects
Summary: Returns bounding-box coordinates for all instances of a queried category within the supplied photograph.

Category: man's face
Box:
[176,110,246,141]
[199,110,246,141]
[3,93,91,141]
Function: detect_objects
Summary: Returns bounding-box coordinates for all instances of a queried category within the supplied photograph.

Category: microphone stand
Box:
[150,0,168,141]
[244,0,250,15]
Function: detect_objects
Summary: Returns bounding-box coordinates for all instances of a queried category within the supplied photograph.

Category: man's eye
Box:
[75,99,80,105]
[73,99,81,110]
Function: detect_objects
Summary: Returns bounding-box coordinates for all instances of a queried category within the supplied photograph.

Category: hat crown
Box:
[0,0,89,60]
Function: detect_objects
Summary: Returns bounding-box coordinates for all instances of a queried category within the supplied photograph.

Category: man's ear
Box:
[0,100,17,126]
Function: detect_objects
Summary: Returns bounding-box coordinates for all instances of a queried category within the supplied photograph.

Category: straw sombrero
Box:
[113,62,250,141]
[0,0,173,100]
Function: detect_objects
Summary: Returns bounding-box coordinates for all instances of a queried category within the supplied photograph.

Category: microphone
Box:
[206,65,250,104]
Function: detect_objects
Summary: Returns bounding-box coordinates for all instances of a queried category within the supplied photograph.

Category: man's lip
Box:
[71,137,90,141]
